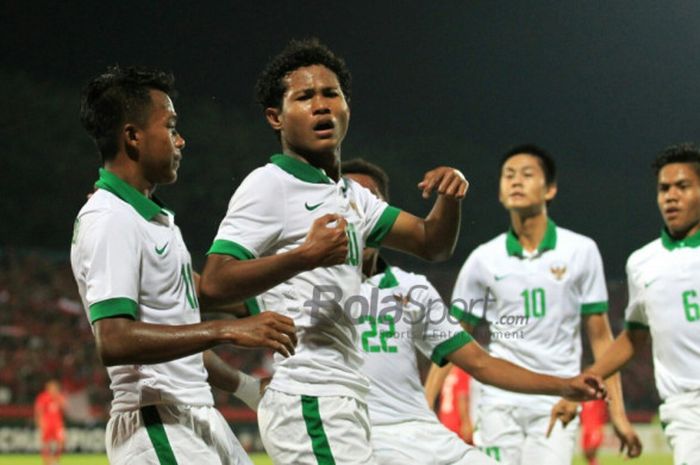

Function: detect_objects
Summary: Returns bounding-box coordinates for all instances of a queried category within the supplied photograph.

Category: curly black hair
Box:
[500,143,557,187]
[79,65,175,162]
[341,158,390,201]
[652,142,700,176]
[255,38,351,110]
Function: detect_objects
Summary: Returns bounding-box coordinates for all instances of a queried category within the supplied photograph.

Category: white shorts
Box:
[477,404,578,465]
[371,419,497,465]
[106,404,252,465]
[659,391,700,465]
[258,389,377,465]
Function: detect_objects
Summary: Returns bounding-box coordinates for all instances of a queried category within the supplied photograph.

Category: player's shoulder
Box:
[555,225,599,250]
[472,232,508,258]
[391,266,431,289]
[626,238,663,270]
[76,189,135,227]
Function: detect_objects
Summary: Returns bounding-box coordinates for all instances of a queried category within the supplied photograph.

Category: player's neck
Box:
[510,210,549,252]
[281,147,340,182]
[104,159,155,197]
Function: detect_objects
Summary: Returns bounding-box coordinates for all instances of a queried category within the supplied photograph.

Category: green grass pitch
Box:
[0,452,672,465]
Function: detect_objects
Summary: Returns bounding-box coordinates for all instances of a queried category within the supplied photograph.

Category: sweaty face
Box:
[268,64,350,159]
[138,90,185,186]
[499,154,556,214]
[657,163,700,238]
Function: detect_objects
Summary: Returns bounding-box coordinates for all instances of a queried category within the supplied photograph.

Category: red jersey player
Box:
[438,366,474,444]
[580,399,608,465]
[34,380,66,465]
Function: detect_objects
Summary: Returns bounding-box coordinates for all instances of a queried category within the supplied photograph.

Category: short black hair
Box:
[652,142,700,177]
[79,65,175,162]
[255,38,351,110]
[499,143,557,186]
[341,158,390,201]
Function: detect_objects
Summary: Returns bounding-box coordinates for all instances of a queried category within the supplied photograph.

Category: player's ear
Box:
[265,107,283,131]
[123,123,141,160]
[545,182,558,201]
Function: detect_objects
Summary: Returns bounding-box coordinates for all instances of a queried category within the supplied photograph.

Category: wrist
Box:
[233,372,262,410]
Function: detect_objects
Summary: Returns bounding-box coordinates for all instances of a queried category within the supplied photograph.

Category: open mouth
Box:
[313,120,335,137]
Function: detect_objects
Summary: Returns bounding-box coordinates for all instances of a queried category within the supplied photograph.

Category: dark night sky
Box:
[3,1,700,282]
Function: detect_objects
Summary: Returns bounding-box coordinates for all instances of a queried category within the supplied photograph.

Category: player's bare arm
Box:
[587,329,649,380]
[200,214,348,304]
[383,166,468,261]
[93,311,297,366]
[584,313,642,457]
[424,362,453,409]
[447,340,606,401]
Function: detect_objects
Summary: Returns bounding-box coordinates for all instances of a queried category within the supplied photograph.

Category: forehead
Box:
[658,162,700,183]
[283,64,340,93]
[501,153,544,173]
[148,89,175,116]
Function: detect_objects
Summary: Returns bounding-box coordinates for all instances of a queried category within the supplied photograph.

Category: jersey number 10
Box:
[521,288,546,318]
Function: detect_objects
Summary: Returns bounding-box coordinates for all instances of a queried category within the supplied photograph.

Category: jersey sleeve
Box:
[577,240,609,315]
[623,256,649,329]
[351,181,401,248]
[78,211,140,323]
[208,167,284,259]
[412,277,473,367]
[450,249,490,326]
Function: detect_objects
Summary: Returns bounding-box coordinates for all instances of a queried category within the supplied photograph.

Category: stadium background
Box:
[2,0,696,461]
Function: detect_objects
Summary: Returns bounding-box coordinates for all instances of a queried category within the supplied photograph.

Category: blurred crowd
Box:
[0,249,659,422]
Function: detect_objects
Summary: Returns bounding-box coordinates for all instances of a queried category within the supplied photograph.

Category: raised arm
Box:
[200,214,348,304]
[382,167,468,261]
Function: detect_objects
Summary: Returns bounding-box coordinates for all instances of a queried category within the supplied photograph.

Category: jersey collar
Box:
[506,219,557,257]
[270,154,333,184]
[95,168,167,221]
[661,227,700,250]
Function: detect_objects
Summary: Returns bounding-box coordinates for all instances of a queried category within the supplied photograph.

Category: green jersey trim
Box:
[141,406,178,465]
[94,168,166,221]
[270,154,333,184]
[206,240,260,315]
[624,321,650,331]
[366,206,401,248]
[377,266,399,289]
[89,297,138,323]
[661,227,700,250]
[506,219,557,257]
[580,301,609,315]
[430,331,473,367]
[207,239,256,259]
[301,395,336,465]
[449,305,482,327]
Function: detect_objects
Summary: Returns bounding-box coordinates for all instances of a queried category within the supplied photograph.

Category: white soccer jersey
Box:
[358,266,472,426]
[451,221,608,410]
[210,154,400,400]
[71,169,212,413]
[624,229,700,400]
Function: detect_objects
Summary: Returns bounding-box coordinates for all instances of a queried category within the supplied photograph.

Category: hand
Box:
[226,312,297,357]
[561,373,607,401]
[299,214,349,268]
[611,414,643,458]
[417,167,469,200]
[460,422,474,445]
[546,399,579,438]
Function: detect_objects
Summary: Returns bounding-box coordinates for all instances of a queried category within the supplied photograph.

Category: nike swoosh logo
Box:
[155,242,169,255]
[305,201,324,211]
[494,274,510,281]
[644,278,658,288]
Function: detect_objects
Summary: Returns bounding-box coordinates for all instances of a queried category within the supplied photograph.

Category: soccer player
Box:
[198,38,478,465]
[71,65,297,465]
[589,142,700,465]
[343,158,607,465]
[424,144,640,464]
[34,379,65,465]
